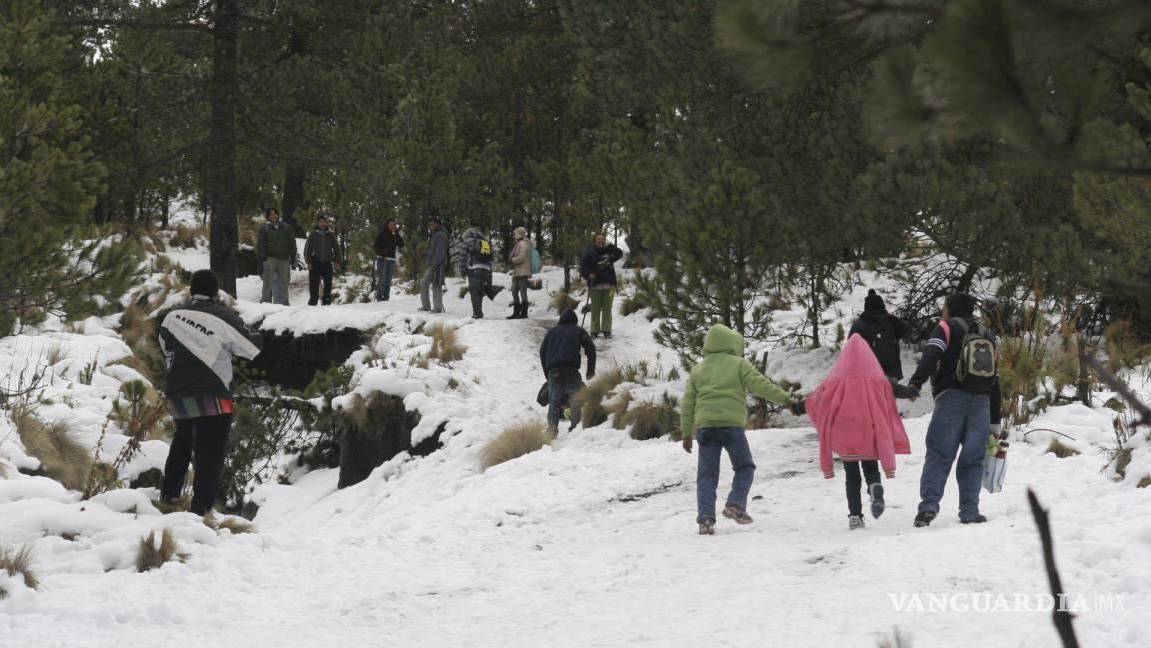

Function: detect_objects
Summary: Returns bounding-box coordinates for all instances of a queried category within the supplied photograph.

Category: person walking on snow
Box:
[906,292,1004,528]
[507,226,535,320]
[788,334,918,530]
[157,270,263,515]
[681,324,793,535]
[419,218,448,313]
[849,289,913,380]
[579,234,623,338]
[539,308,596,437]
[459,227,504,319]
[257,207,297,305]
[373,219,404,302]
[304,215,343,306]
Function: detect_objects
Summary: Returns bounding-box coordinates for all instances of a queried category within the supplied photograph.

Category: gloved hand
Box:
[906,384,921,401]
[681,435,693,454]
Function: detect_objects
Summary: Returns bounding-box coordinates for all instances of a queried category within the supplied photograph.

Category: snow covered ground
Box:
[2,239,1150,647]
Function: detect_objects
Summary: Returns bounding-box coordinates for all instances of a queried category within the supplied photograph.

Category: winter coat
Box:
[425,228,449,269]
[374,228,404,259]
[579,244,624,289]
[459,228,493,275]
[848,309,912,379]
[510,238,534,278]
[304,228,342,265]
[257,221,297,261]
[539,309,596,376]
[802,335,912,479]
[908,317,1003,424]
[158,297,263,398]
[680,324,790,434]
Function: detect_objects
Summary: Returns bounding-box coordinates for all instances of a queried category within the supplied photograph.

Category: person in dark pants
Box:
[157,270,263,515]
[373,219,404,302]
[459,227,503,319]
[419,218,448,313]
[906,292,1004,528]
[849,289,913,380]
[304,215,342,306]
[539,308,596,437]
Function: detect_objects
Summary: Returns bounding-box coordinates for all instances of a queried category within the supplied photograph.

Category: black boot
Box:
[520,303,529,319]
[507,303,520,319]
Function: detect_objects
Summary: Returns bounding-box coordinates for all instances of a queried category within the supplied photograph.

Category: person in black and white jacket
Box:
[157,270,263,515]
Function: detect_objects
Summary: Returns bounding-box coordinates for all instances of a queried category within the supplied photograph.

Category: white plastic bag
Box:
[982,453,1007,493]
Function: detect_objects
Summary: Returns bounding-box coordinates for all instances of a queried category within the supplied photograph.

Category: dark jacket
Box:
[304,228,342,265]
[849,309,912,379]
[158,297,263,398]
[580,244,624,288]
[257,221,297,261]
[425,228,448,269]
[374,228,404,259]
[909,317,1002,423]
[539,309,597,376]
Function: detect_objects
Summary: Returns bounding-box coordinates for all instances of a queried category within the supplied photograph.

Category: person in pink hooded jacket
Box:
[790,334,917,530]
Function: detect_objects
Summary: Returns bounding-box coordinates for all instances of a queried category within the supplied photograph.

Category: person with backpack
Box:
[906,292,1004,528]
[507,227,536,320]
[849,289,913,379]
[579,234,624,338]
[788,334,918,530]
[539,308,597,437]
[681,323,793,535]
[459,227,504,319]
[373,219,404,302]
[256,207,297,305]
[419,218,448,314]
[304,215,343,306]
[157,270,263,516]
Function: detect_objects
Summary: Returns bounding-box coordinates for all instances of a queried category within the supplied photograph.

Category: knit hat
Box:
[946,292,977,318]
[864,289,885,314]
[190,269,219,299]
[514,226,527,239]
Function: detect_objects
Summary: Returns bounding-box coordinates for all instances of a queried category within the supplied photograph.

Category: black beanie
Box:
[946,292,976,318]
[864,289,885,314]
[190,269,219,299]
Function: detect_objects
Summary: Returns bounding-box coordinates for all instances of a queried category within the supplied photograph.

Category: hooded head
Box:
[945,292,976,319]
[559,308,578,325]
[864,289,886,316]
[830,334,886,380]
[190,269,219,300]
[702,324,744,357]
[463,227,482,241]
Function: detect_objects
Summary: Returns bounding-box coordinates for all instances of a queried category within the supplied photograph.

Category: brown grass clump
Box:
[572,369,625,429]
[117,304,164,383]
[427,323,466,364]
[549,289,580,313]
[0,545,39,595]
[1045,438,1081,459]
[623,394,680,441]
[480,421,552,470]
[14,408,92,490]
[204,512,257,535]
[1136,475,1151,489]
[168,223,208,249]
[136,529,182,572]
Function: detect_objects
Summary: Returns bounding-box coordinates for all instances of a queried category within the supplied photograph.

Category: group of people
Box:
[255,207,343,307]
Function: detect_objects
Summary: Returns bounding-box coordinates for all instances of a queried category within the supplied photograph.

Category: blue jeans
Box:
[547,367,583,429]
[918,389,991,518]
[376,258,396,301]
[696,426,756,523]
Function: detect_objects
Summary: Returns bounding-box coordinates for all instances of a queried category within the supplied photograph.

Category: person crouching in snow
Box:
[681,324,792,535]
[788,334,917,530]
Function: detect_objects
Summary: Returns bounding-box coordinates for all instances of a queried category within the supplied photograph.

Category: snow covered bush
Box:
[136,529,181,572]
[0,545,38,597]
[481,421,551,470]
[13,406,92,490]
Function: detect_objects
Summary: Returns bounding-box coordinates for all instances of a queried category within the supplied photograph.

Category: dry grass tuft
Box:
[1137,475,1151,489]
[1045,438,1081,459]
[117,303,164,383]
[136,529,181,572]
[45,342,71,367]
[427,323,466,364]
[549,289,580,313]
[572,369,624,429]
[608,389,635,430]
[623,394,680,441]
[204,512,257,535]
[481,421,552,471]
[15,408,92,490]
[168,223,208,249]
[0,545,39,595]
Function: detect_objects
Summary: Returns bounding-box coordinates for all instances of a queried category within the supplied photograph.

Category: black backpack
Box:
[861,316,901,375]
[950,318,998,393]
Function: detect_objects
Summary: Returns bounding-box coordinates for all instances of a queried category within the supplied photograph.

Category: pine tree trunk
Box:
[208,0,241,296]
[1076,332,1092,406]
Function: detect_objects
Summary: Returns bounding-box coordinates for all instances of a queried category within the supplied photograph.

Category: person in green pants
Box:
[579,234,624,338]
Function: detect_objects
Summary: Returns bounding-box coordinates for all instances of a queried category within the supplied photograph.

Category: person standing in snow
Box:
[789,335,918,530]
[157,270,263,516]
[579,234,624,338]
[256,207,297,305]
[459,227,504,319]
[849,289,912,380]
[681,324,792,535]
[906,292,1004,528]
[419,218,448,313]
[373,219,404,302]
[304,215,343,306]
[507,226,535,319]
[539,308,597,437]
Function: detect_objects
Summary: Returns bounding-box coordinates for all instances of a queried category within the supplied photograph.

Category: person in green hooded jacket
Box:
[681,324,792,535]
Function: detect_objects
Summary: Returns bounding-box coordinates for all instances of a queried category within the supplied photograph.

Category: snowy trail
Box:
[3,267,1150,647]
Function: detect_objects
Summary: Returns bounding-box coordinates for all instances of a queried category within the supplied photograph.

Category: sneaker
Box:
[698,520,715,535]
[960,513,988,524]
[869,483,885,519]
[722,504,754,525]
[848,514,866,530]
[914,511,937,528]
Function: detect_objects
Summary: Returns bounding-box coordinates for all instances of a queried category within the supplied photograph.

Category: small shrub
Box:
[136,529,181,572]
[768,293,791,311]
[14,407,92,490]
[1105,320,1150,372]
[118,304,164,383]
[572,369,625,429]
[480,421,551,470]
[549,289,580,313]
[1045,438,1081,458]
[0,545,38,596]
[619,293,648,317]
[1137,475,1151,489]
[169,223,208,249]
[607,389,635,430]
[427,323,466,364]
[624,394,680,441]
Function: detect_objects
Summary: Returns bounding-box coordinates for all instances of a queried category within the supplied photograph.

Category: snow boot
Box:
[698,519,715,535]
[848,515,866,530]
[602,331,613,339]
[722,504,754,525]
[960,513,988,524]
[507,304,520,319]
[869,483,885,519]
[914,511,937,528]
